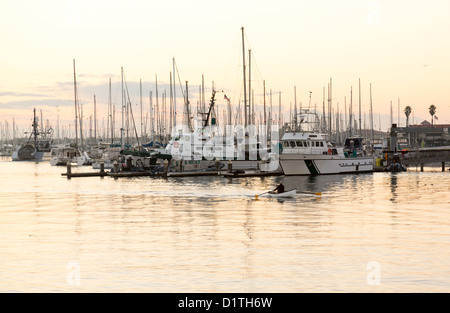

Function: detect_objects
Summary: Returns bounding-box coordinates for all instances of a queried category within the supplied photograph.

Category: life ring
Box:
[173,141,180,149]
[328,148,332,155]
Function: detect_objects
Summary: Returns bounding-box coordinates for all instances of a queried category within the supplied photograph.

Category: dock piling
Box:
[66,161,71,178]
[228,160,233,173]
[215,159,220,171]
[164,159,169,173]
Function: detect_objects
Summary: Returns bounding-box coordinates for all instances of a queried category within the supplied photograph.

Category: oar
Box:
[255,191,272,199]
[298,191,322,196]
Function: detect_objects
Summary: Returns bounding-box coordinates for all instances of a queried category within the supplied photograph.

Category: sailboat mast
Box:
[322,86,326,133]
[140,79,143,141]
[359,78,362,135]
[248,49,252,125]
[263,80,267,129]
[121,67,124,149]
[202,74,205,115]
[79,102,84,149]
[94,94,97,143]
[173,58,177,130]
[349,86,353,137]
[155,74,160,141]
[328,78,332,139]
[33,108,38,148]
[73,59,78,147]
[278,91,281,127]
[109,78,113,144]
[149,91,153,142]
[294,86,297,130]
[370,83,374,145]
[241,27,247,127]
[185,81,192,131]
[170,72,173,136]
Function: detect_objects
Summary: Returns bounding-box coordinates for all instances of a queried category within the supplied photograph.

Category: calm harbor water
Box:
[0,156,449,292]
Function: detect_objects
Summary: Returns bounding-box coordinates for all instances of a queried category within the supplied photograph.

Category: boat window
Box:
[296,141,302,147]
[290,141,296,148]
[283,141,289,148]
[320,142,324,147]
[315,142,320,147]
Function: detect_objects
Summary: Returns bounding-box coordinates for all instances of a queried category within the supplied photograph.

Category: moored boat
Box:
[50,145,92,166]
[279,131,374,175]
[12,108,53,161]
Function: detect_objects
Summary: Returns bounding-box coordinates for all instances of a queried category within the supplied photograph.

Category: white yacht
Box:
[50,145,93,166]
[278,110,373,175]
[164,125,274,171]
[279,132,374,175]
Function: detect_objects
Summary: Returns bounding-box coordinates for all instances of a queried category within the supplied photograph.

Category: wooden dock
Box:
[385,146,450,171]
[62,172,108,178]
[222,170,284,178]
[62,168,284,179]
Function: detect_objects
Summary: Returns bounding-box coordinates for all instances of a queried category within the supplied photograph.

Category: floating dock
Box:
[62,162,284,179]
[222,170,284,178]
[64,170,284,179]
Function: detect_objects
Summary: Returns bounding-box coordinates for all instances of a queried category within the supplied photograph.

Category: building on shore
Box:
[392,121,450,148]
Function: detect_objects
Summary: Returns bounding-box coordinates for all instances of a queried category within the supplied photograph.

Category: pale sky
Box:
[1,0,450,137]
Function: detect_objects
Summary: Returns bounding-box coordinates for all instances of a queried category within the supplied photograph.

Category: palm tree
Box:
[429,104,437,126]
[404,106,412,127]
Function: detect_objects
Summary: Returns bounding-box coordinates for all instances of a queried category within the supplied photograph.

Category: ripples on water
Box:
[0,156,449,292]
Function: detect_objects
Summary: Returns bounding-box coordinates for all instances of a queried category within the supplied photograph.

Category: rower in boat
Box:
[270,183,285,194]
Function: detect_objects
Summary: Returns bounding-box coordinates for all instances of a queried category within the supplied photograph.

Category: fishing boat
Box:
[278,110,373,175]
[50,145,92,166]
[164,128,229,171]
[12,108,53,161]
[279,132,374,175]
[163,90,269,171]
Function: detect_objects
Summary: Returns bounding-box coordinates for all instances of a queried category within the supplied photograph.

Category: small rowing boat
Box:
[264,189,297,198]
[255,189,321,200]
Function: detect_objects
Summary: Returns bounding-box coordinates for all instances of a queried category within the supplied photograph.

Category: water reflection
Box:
[1,157,450,292]
[389,174,398,203]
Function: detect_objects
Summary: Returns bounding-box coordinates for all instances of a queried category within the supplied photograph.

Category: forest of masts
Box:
[2,73,391,151]
[0,29,414,151]
[2,28,394,150]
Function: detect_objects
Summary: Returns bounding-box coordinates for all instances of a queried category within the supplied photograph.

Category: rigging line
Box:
[216,31,241,89]
[243,32,266,100]
[123,72,141,148]
[173,60,186,102]
[248,49,265,91]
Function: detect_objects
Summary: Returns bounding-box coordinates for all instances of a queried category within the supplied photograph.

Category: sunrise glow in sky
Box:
[1,0,449,136]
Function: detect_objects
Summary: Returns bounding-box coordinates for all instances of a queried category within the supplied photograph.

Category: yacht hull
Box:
[280,154,374,175]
